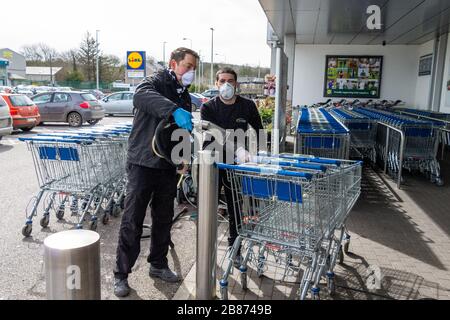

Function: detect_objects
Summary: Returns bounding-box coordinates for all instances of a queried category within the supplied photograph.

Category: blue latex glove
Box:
[173,108,193,132]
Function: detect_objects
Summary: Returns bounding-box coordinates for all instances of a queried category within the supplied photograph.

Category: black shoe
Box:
[114,278,131,297]
[149,266,181,283]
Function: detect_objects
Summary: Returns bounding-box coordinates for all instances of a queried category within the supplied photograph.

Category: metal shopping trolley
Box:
[296,107,350,159]
[216,155,361,300]
[19,124,131,236]
[354,107,443,186]
[330,108,377,162]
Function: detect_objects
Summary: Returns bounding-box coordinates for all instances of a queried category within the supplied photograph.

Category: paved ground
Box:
[1,116,449,300]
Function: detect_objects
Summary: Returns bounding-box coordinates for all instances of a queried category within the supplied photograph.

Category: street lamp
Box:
[163,41,167,67]
[210,27,214,87]
[182,37,193,49]
[96,30,100,90]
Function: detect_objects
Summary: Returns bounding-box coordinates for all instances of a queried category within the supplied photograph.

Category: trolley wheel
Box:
[56,209,65,220]
[436,178,444,186]
[112,204,121,217]
[220,286,228,300]
[240,272,248,290]
[327,278,336,296]
[22,224,32,237]
[338,246,344,265]
[312,292,320,300]
[102,213,110,225]
[89,219,98,231]
[343,241,350,254]
[40,216,50,228]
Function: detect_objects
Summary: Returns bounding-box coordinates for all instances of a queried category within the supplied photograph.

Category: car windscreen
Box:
[9,95,35,107]
[81,93,97,101]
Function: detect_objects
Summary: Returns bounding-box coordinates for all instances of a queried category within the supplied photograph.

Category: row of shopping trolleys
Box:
[216,153,362,300]
[18,123,132,237]
[295,105,449,186]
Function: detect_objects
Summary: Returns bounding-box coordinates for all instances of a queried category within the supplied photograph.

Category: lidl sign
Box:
[127,51,146,70]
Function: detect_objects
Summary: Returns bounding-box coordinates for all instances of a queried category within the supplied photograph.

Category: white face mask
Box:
[219,82,235,100]
[181,70,195,87]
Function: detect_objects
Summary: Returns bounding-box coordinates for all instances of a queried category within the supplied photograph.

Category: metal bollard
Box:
[44,230,101,300]
[196,150,219,300]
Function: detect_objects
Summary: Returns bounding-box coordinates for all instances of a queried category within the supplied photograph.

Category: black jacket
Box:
[201,96,263,133]
[127,69,191,169]
[200,96,264,160]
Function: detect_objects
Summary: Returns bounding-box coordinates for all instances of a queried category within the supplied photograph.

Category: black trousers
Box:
[219,169,240,250]
[114,163,177,280]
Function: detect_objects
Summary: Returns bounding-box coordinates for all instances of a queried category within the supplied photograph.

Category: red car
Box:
[0,93,41,131]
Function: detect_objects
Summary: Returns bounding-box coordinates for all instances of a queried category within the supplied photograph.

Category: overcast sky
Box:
[1,0,271,68]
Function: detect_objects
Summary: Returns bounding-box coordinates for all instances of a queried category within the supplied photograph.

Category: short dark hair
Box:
[170,47,199,63]
[216,68,237,81]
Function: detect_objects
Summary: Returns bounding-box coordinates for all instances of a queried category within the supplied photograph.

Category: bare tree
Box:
[78,32,99,81]
[21,43,58,65]
[61,49,79,71]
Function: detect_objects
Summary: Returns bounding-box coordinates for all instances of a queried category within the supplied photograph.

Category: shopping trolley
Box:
[353,107,443,185]
[216,155,362,300]
[19,124,131,236]
[330,108,377,162]
[296,107,350,159]
[394,108,450,150]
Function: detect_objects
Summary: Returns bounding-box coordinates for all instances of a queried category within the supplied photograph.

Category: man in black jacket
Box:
[114,47,198,297]
[201,67,264,267]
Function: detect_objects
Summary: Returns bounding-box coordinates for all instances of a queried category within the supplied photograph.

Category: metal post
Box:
[96,30,100,90]
[210,28,214,87]
[196,150,219,300]
[44,230,101,300]
[49,53,53,86]
[273,46,282,155]
[384,127,390,174]
[163,41,167,68]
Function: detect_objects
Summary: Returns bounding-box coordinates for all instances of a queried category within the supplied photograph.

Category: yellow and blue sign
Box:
[127,51,146,70]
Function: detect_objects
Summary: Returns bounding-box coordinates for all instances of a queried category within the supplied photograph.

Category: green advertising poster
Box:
[324,55,383,98]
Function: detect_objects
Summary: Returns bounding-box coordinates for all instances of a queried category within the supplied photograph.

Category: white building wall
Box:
[440,35,450,114]
[292,44,425,108]
[414,39,435,110]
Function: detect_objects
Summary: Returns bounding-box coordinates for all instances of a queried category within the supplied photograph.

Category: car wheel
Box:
[21,127,34,132]
[67,112,83,127]
[87,119,100,125]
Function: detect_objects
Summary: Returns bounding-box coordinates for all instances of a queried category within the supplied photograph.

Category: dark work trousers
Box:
[114,163,177,280]
[219,169,241,254]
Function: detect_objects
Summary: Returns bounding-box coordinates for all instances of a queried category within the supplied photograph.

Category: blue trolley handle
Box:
[216,163,313,179]
[18,136,90,144]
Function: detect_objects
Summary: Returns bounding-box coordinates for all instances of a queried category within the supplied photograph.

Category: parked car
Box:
[201,89,219,99]
[31,91,104,127]
[0,93,41,131]
[0,95,13,140]
[189,93,209,111]
[12,86,35,97]
[83,89,105,100]
[0,86,13,93]
[100,91,134,116]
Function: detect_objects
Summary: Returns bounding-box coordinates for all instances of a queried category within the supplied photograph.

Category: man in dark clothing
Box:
[200,68,264,266]
[114,47,198,297]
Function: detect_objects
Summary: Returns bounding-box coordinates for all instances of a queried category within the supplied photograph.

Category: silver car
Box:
[0,95,13,141]
[32,91,105,127]
[100,91,134,116]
